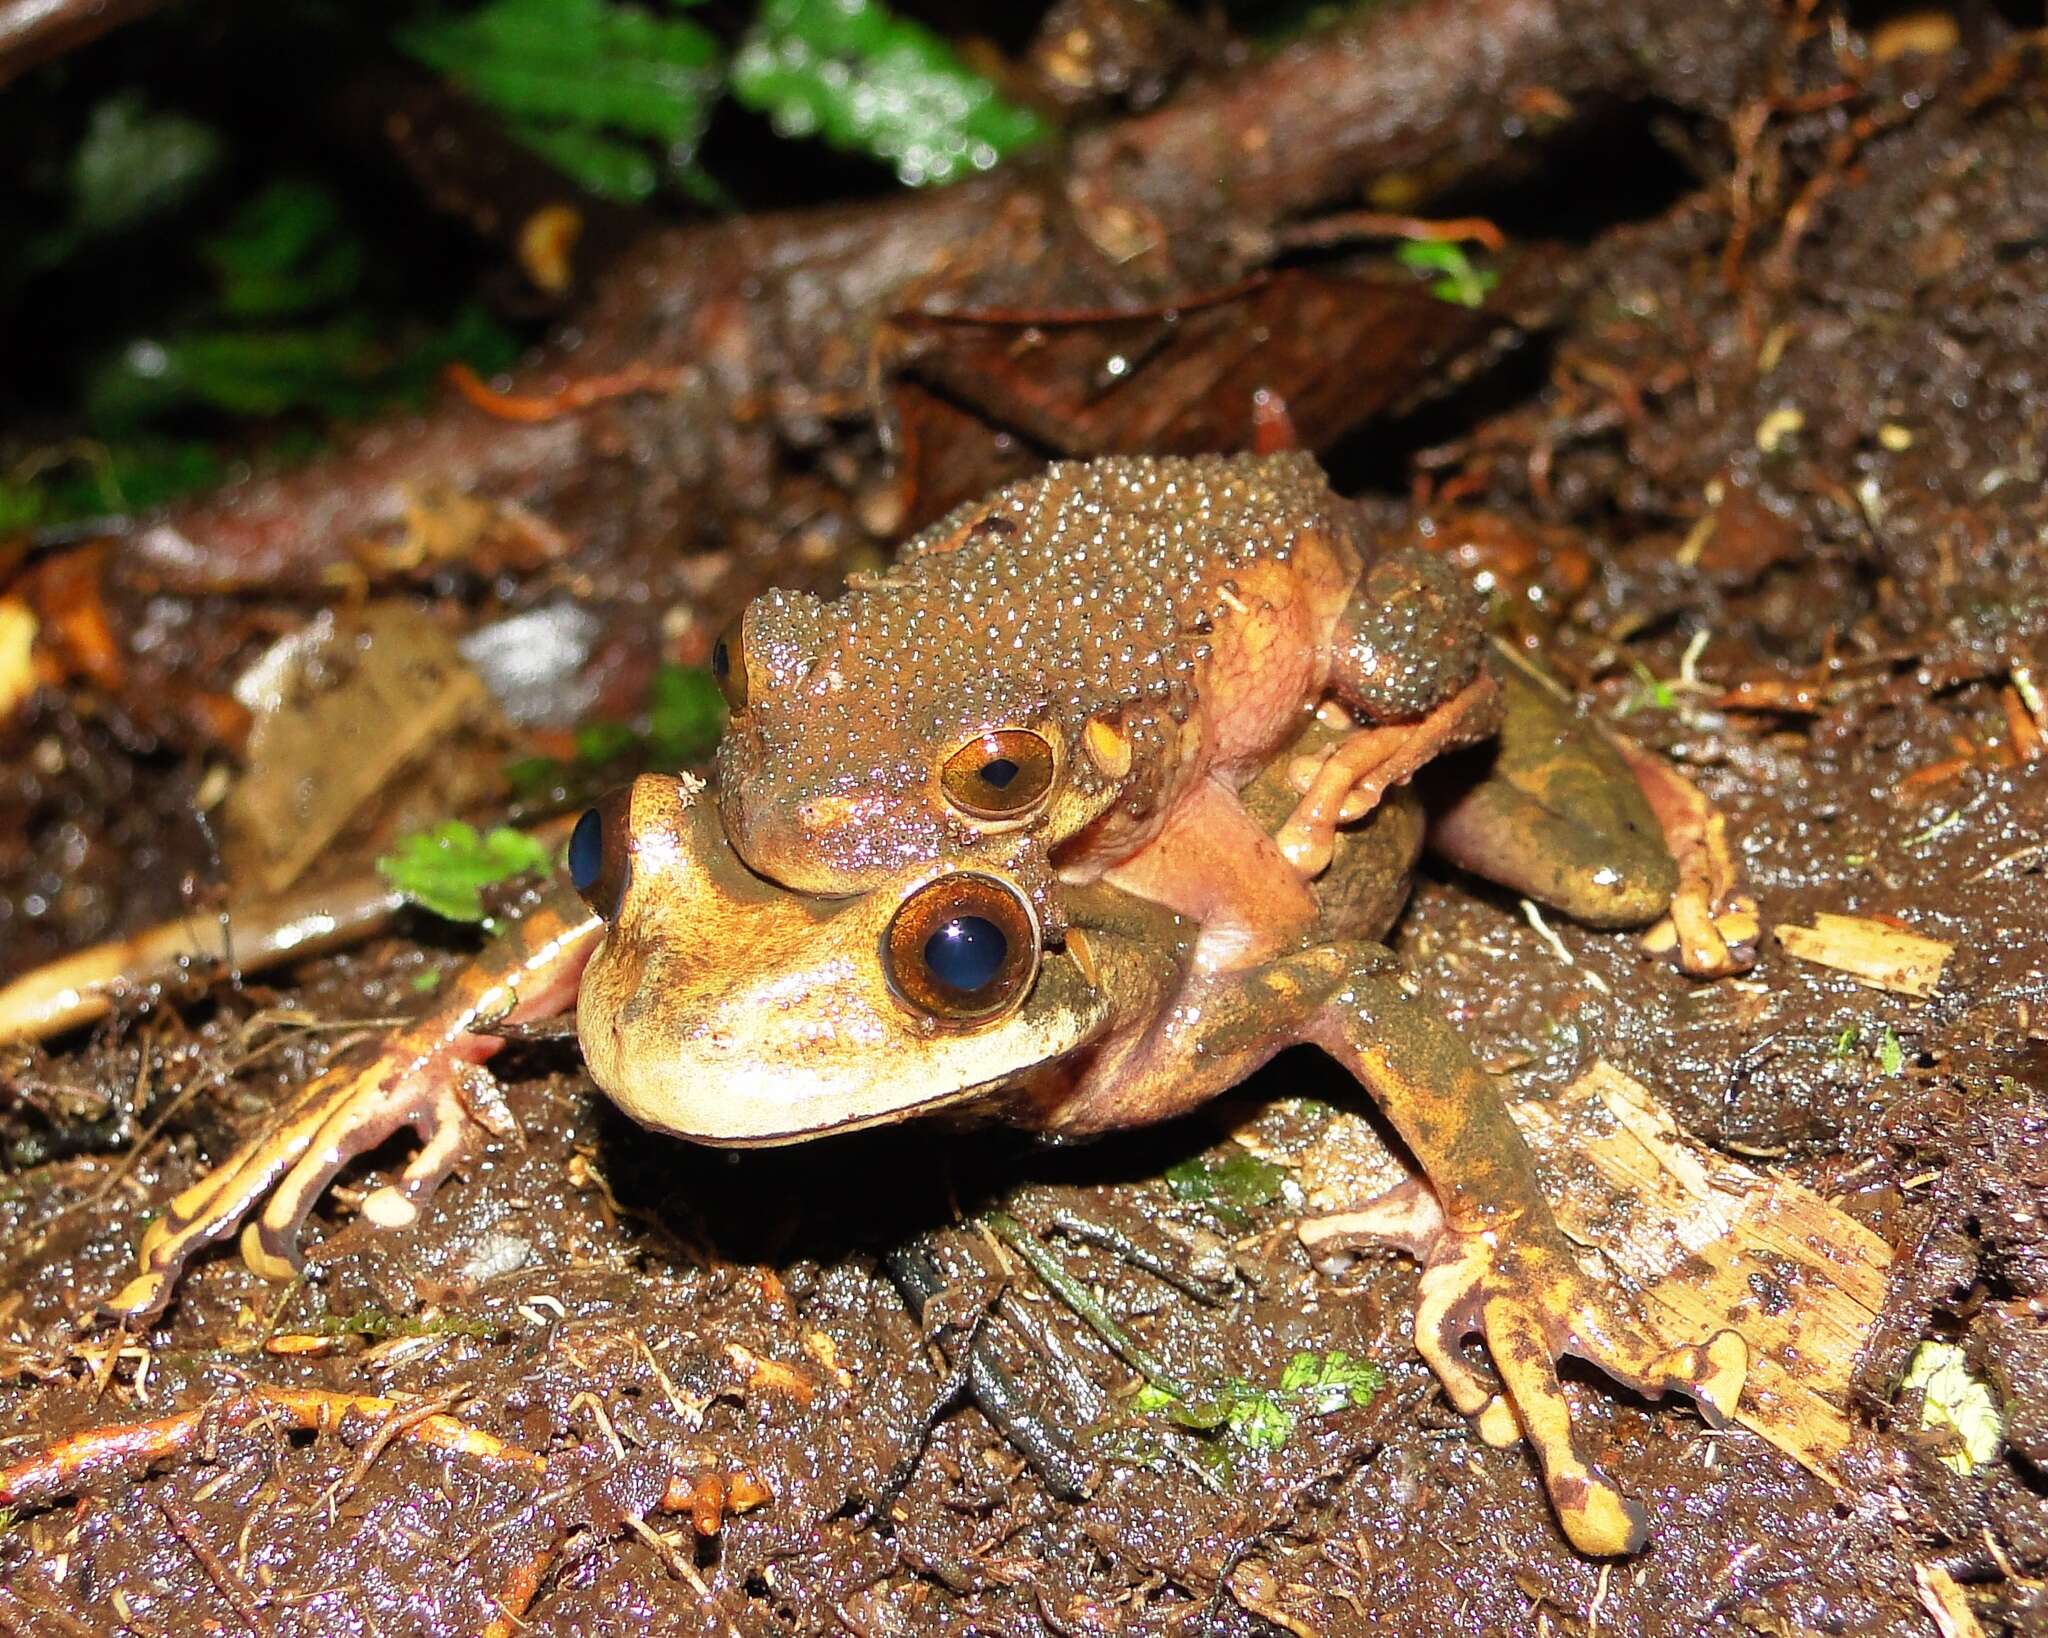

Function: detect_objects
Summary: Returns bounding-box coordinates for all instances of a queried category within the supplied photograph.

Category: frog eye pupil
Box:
[883,873,1037,1023]
[939,728,1054,819]
[923,915,1007,996]
[711,639,730,682]
[569,808,604,894]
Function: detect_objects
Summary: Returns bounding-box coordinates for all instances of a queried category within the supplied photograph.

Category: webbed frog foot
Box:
[1414,1217,1747,1556]
[105,1037,513,1320]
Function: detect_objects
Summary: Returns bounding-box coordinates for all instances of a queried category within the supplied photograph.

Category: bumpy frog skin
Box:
[111,452,1754,1557]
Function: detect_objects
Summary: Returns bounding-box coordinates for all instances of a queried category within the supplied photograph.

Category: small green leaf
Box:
[378,821,553,922]
[574,720,641,766]
[1877,1025,1905,1077]
[733,0,1047,186]
[1395,239,1499,308]
[1165,1146,1288,1214]
[399,0,724,200]
[1278,1349,1385,1413]
[1618,658,1677,718]
[647,663,725,763]
[87,322,392,426]
[202,180,365,318]
[507,122,660,203]
[1224,1388,1296,1452]
[0,439,226,528]
[1828,1024,1861,1059]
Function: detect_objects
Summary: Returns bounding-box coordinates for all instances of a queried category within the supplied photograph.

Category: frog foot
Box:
[1414,1218,1748,1557]
[104,1035,513,1321]
[1605,733,1762,978]
[1277,674,1500,877]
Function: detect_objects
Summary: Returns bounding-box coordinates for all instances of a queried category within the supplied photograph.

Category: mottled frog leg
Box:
[107,883,602,1321]
[1293,947,1747,1555]
[1064,937,1746,1556]
[1425,643,1758,973]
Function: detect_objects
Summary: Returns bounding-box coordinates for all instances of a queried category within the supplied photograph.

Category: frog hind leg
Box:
[1424,644,1758,972]
[1049,929,1746,1555]
[105,885,602,1321]
[1294,947,1746,1554]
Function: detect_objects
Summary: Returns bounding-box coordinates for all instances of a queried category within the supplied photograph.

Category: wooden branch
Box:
[117,0,1785,596]
[0,0,162,86]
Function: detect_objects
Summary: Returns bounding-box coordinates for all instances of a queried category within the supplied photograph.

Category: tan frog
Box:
[109,452,1757,1556]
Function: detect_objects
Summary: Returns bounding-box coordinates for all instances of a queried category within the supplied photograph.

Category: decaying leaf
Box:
[1297,1062,1893,1481]
[225,603,502,893]
[1901,1341,2002,1474]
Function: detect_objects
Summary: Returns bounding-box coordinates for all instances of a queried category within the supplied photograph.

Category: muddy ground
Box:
[2,8,2046,1636]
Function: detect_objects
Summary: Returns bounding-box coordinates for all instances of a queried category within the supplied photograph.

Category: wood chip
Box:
[0,596,36,719]
[1776,912,1951,997]
[1296,1061,1893,1482]
[1512,1063,1891,1482]
[1915,1563,1986,1638]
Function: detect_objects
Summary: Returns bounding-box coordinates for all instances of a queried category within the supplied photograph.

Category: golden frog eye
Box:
[940,729,1055,820]
[710,614,750,713]
[568,785,634,920]
[883,874,1038,1023]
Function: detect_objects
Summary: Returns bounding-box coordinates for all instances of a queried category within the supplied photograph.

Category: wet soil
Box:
[2,23,2046,1638]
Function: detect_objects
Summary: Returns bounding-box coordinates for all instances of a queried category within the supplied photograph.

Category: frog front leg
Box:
[1051,935,1746,1557]
[107,883,602,1320]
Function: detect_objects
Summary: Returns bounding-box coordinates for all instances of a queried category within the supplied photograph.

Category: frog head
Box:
[569,771,1114,1143]
[707,574,1140,910]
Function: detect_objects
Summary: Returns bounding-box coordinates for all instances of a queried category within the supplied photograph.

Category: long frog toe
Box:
[235,1044,493,1282]
[105,1039,494,1316]
[1419,1223,1749,1557]
[105,1067,356,1319]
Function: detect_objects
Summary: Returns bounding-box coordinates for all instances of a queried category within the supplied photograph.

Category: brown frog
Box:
[110,452,1757,1556]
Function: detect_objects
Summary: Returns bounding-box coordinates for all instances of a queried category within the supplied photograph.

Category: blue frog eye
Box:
[883,874,1037,1021]
[568,791,631,919]
[569,809,604,892]
[924,915,1007,992]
